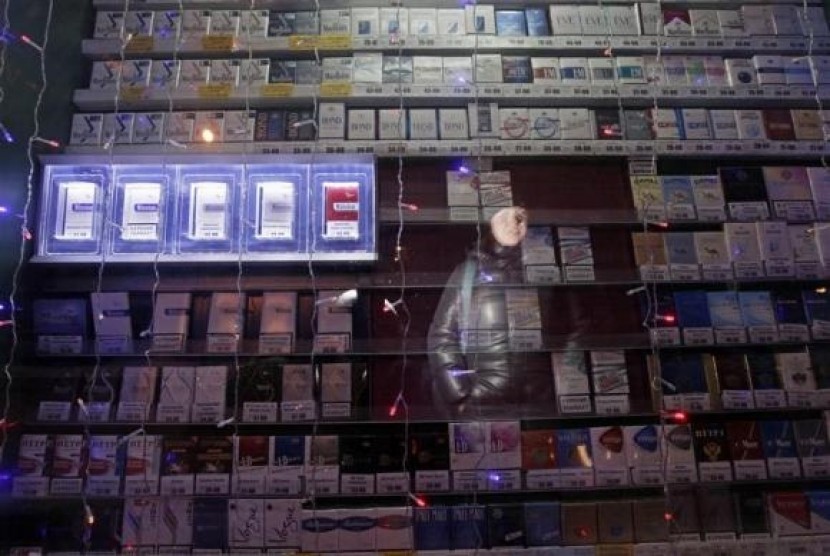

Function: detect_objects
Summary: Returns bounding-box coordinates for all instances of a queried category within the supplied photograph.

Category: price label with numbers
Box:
[151,333,184,353]
[322,402,351,419]
[37,335,83,355]
[50,478,83,496]
[754,389,786,409]
[307,466,339,495]
[558,394,592,414]
[96,335,131,354]
[161,475,195,496]
[801,455,830,478]
[722,390,754,410]
[639,265,670,282]
[193,402,224,424]
[632,467,664,486]
[415,470,450,492]
[281,400,316,422]
[670,263,701,282]
[313,333,349,354]
[266,468,303,496]
[683,327,714,346]
[701,265,732,282]
[526,265,561,284]
[696,207,726,223]
[796,262,823,280]
[559,468,594,489]
[699,461,732,483]
[86,476,120,497]
[764,261,795,279]
[651,327,681,347]
[125,35,154,53]
[37,401,71,422]
[748,325,779,345]
[487,469,520,491]
[155,403,190,424]
[778,324,809,343]
[341,473,376,494]
[195,473,230,495]
[376,472,409,494]
[260,83,295,98]
[198,83,233,99]
[124,477,158,496]
[667,204,696,221]
[452,470,486,492]
[729,202,770,222]
[595,395,630,415]
[12,477,48,498]
[767,457,801,479]
[564,266,595,282]
[733,459,767,481]
[233,476,266,496]
[715,328,746,345]
[734,262,765,281]
[525,469,560,490]
[812,321,830,340]
[116,401,151,422]
[243,401,278,423]
[787,391,813,409]
[508,329,542,351]
[201,35,234,52]
[594,468,628,487]
[682,393,711,412]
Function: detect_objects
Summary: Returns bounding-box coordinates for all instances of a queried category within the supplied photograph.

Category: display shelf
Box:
[62,138,830,158]
[82,34,830,59]
[90,0,829,10]
[72,84,830,111]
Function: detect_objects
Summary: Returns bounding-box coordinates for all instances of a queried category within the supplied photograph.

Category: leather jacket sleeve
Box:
[427,261,472,404]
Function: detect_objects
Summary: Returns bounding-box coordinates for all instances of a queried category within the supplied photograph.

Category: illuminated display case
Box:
[35,155,377,263]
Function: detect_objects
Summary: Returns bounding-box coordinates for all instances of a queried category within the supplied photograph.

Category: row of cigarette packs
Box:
[11,418,830,501]
[70,107,830,146]
[632,225,830,282]
[29,361,364,425]
[631,167,830,223]
[34,290,351,355]
[88,54,830,90]
[652,348,825,412]
[91,5,830,40]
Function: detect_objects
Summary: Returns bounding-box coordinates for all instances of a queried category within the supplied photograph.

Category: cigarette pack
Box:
[579,6,608,35]
[239,9,269,37]
[180,10,210,38]
[49,434,83,495]
[122,498,159,547]
[703,56,727,86]
[94,11,124,38]
[591,426,629,486]
[809,167,830,220]
[589,58,616,85]
[801,6,830,36]
[763,109,796,141]
[319,9,350,34]
[195,436,232,496]
[232,436,269,495]
[499,108,530,140]
[124,11,154,36]
[770,5,802,36]
[736,109,766,140]
[624,109,654,140]
[529,108,560,141]
[726,58,758,86]
[437,8,465,35]
[376,506,412,549]
[409,8,437,35]
[160,436,196,496]
[763,166,813,220]
[685,56,707,86]
[742,6,775,36]
[525,8,550,36]
[339,435,376,494]
[409,108,438,140]
[552,351,591,413]
[465,5,496,34]
[811,56,830,84]
[380,7,409,36]
[558,226,594,281]
[317,102,345,139]
[559,108,593,139]
[804,289,830,338]
[761,420,802,478]
[192,365,227,424]
[598,501,634,543]
[753,54,786,85]
[718,10,746,36]
[207,10,240,35]
[690,9,720,36]
[770,492,812,536]
[496,10,527,36]
[795,419,830,478]
[467,102,499,138]
[549,6,582,35]
[164,111,195,144]
[607,5,639,35]
[522,429,557,489]
[556,428,594,487]
[663,423,698,483]
[222,110,255,143]
[792,109,824,140]
[411,432,450,493]
[785,56,814,85]
[559,57,589,84]
[442,56,472,84]
[379,108,407,140]
[501,55,532,83]
[305,435,340,495]
[674,289,712,328]
[757,221,795,277]
[450,504,486,549]
[352,52,382,83]
[616,56,646,84]
[348,108,378,141]
[709,110,740,140]
[681,108,711,140]
[413,56,443,83]
[85,435,119,496]
[735,491,770,537]
[124,434,162,496]
[625,425,663,485]
[663,9,692,36]
[487,504,525,547]
[707,291,744,329]
[633,499,669,542]
[267,436,304,496]
[636,3,662,35]
[228,499,263,548]
[720,167,770,221]
[102,113,134,145]
[651,108,682,139]
[693,422,733,482]
[321,57,352,83]
[525,502,560,546]
[268,12,297,36]
[179,59,210,86]
[474,53,503,83]
[351,7,379,36]
[69,113,103,146]
[438,108,468,140]
[413,507,450,550]
[264,498,301,548]
[561,503,598,545]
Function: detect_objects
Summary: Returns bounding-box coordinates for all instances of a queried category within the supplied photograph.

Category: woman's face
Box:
[490,206,528,247]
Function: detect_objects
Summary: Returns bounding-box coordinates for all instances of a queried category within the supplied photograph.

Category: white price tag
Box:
[632,467,664,486]
[748,325,779,344]
[663,394,683,411]
[715,328,747,345]
[787,391,814,408]
[376,472,409,494]
[683,328,714,346]
[696,207,727,222]
[242,402,278,423]
[161,475,194,496]
[595,468,628,487]
[796,262,823,280]
[812,320,830,339]
[651,327,681,346]
[341,473,375,494]
[155,403,189,424]
[83,401,111,423]
[280,400,315,422]
[449,206,480,221]
[754,389,787,408]
[37,401,71,422]
[124,477,158,496]
[767,457,801,479]
[258,334,293,355]
[233,476,265,496]
[729,202,770,221]
[50,478,83,495]
[195,473,230,495]
[701,264,733,282]
[192,402,224,424]
[266,469,303,496]
[559,467,594,488]
[151,333,185,352]
[733,460,768,481]
[670,263,701,281]
[699,461,732,483]
[801,456,830,478]
[564,266,595,282]
[667,204,696,221]
[487,469,520,491]
[525,469,560,490]
[682,393,711,412]
[509,329,542,351]
[779,324,810,343]
[415,470,450,492]
[12,477,49,498]
[86,476,120,497]
[639,265,670,282]
[116,402,151,422]
[722,390,754,410]
[206,334,238,353]
[595,395,630,415]
[96,335,131,354]
[734,262,764,280]
[322,402,351,419]
[453,470,484,492]
[773,201,816,222]
[764,261,795,278]
[306,467,338,495]
[526,265,561,284]
[313,333,349,354]
[37,335,83,355]
[558,395,592,414]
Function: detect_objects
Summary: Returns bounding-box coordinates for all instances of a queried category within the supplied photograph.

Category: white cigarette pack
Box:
[318,102,346,139]
[616,56,646,84]
[193,111,225,143]
[413,56,443,83]
[589,57,616,85]
[690,10,720,36]
[717,10,746,36]
[753,55,786,85]
[709,110,740,140]
[811,56,830,85]
[741,6,774,36]
[703,56,727,86]
[725,59,758,86]
[785,56,814,86]
[90,61,120,90]
[380,7,409,36]
[439,108,469,139]
[529,108,561,140]
[352,52,383,84]
[409,108,438,139]
[559,57,589,85]
[180,59,210,87]
[549,6,583,35]
[579,6,608,36]
[322,57,353,83]
[320,9,350,35]
[165,112,196,144]
[121,59,152,87]
[348,109,376,140]
[437,8,466,35]
[464,5,496,34]
[443,56,473,85]
[499,108,530,140]
[474,54,503,83]
[240,58,270,88]
[560,108,593,140]
[770,5,802,36]
[240,10,269,37]
[208,10,241,35]
[94,11,124,39]
[736,110,767,140]
[125,11,154,36]
[378,109,407,140]
[651,108,681,140]
[132,112,165,144]
[682,109,712,140]
[70,113,103,146]
[223,110,255,142]
[409,8,437,35]
[636,3,662,35]
[181,10,211,38]
[607,6,638,36]
[102,113,135,145]
[351,8,379,36]
[532,57,560,84]
[662,56,688,85]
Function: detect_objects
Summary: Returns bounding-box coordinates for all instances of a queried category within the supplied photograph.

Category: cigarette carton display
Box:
[590,426,628,486]
[495,10,527,36]
[558,226,594,281]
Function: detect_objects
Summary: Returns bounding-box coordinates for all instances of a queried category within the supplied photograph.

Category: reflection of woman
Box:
[428,207,548,415]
